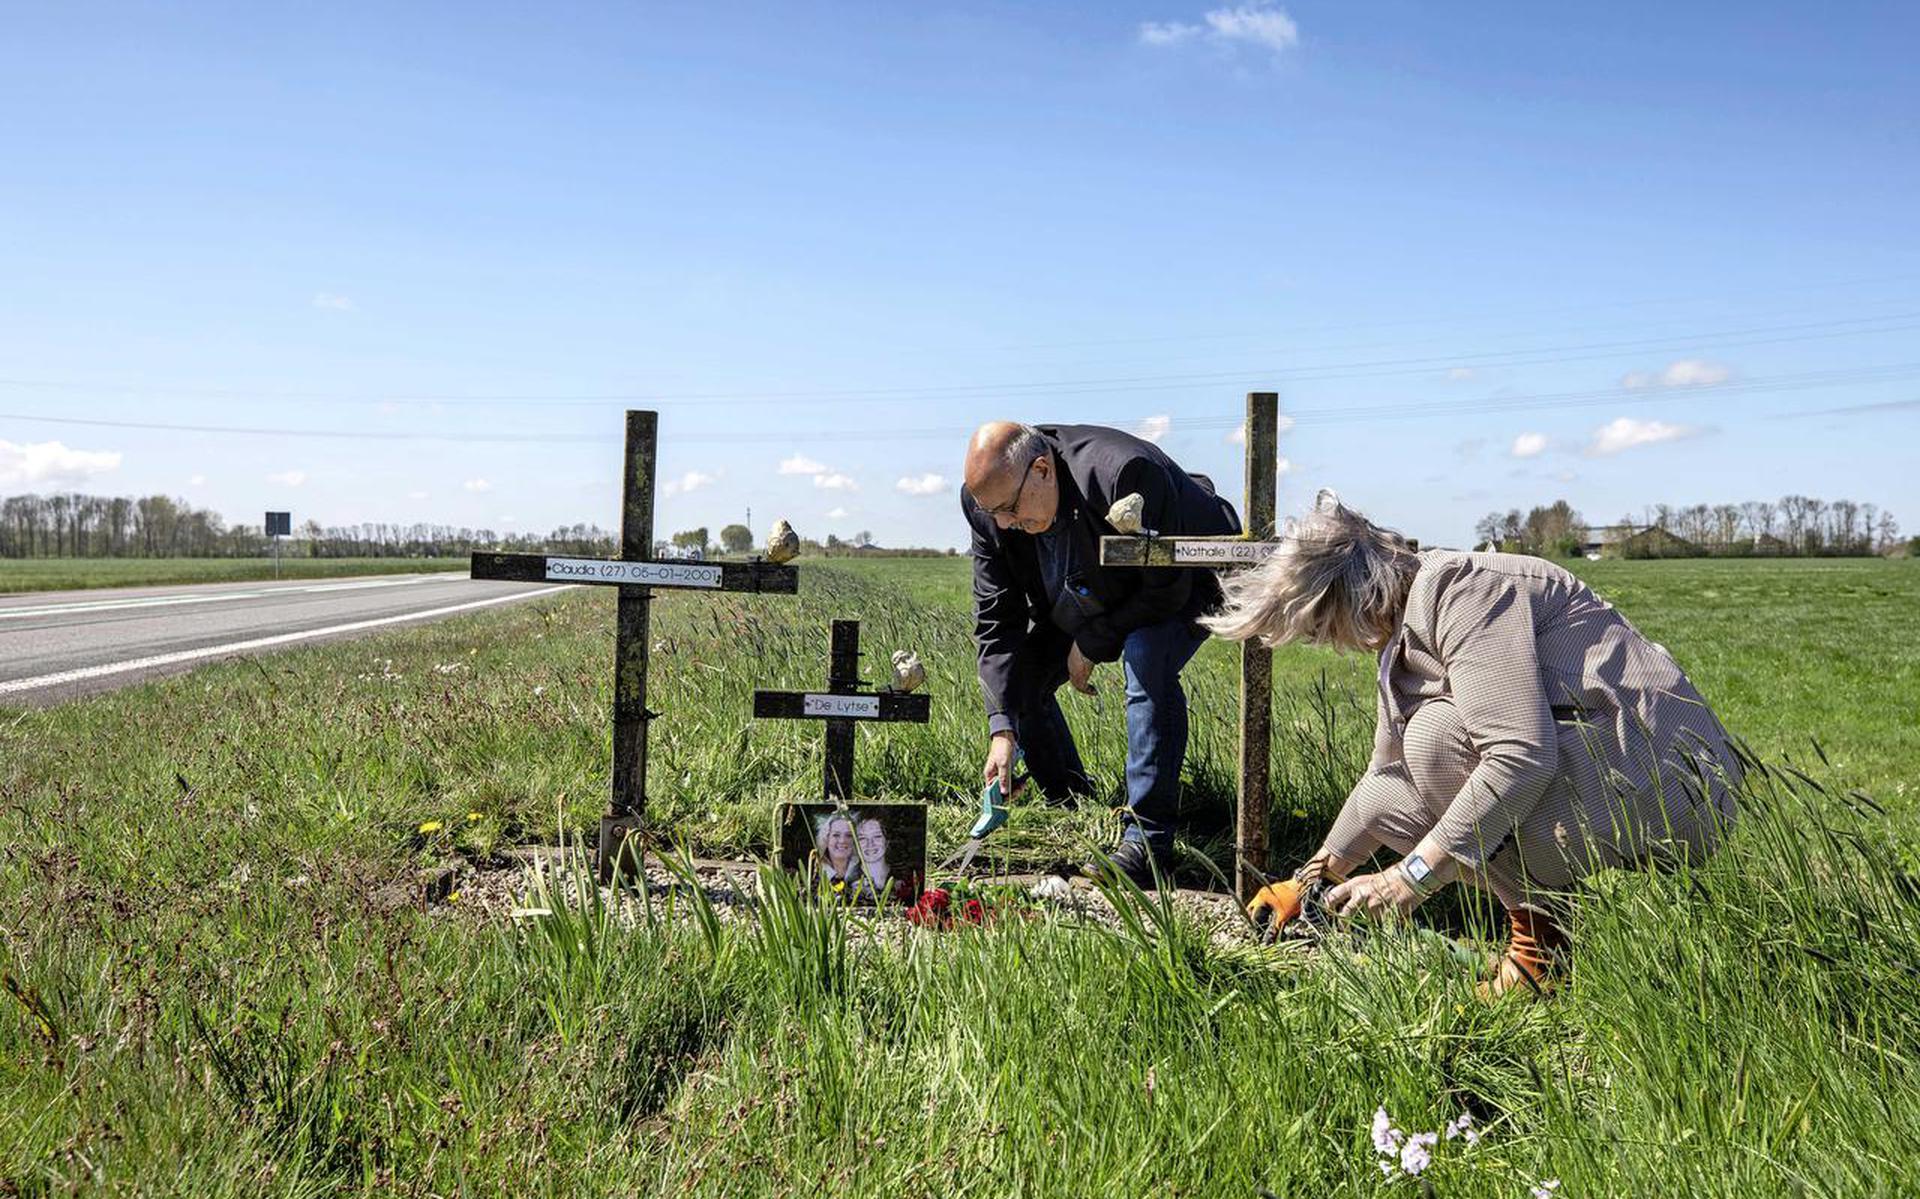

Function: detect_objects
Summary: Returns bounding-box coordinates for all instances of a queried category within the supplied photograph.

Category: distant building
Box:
[1604,526,1698,558]
[1574,524,1640,555]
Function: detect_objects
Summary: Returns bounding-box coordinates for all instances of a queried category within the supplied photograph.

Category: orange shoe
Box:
[1476,907,1569,1001]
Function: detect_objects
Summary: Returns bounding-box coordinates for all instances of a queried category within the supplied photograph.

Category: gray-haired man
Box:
[961,421,1240,886]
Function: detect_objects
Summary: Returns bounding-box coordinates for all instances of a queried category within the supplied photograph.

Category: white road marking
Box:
[0,585,570,697]
[0,573,450,620]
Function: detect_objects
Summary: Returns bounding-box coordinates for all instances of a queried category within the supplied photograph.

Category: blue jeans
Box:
[1011,618,1208,853]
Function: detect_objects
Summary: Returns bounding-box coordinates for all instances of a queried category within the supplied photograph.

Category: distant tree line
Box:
[1475,494,1904,559]
[1473,500,1589,558]
[669,525,951,559]
[0,490,620,559]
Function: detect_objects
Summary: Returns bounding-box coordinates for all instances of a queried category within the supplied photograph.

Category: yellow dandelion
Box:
[466,811,482,822]
[418,820,443,834]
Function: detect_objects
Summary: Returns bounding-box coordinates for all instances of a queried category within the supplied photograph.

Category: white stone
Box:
[766,519,801,564]
[889,649,925,693]
[1106,492,1146,534]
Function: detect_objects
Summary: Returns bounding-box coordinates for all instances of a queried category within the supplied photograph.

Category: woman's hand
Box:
[1326,868,1423,919]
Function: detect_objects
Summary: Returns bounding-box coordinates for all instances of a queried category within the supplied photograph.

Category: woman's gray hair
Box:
[1203,490,1420,652]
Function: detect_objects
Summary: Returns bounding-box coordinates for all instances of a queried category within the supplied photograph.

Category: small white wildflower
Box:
[1398,1131,1437,1176]
[1445,1113,1481,1145]
[533,685,547,697]
[1531,1181,1561,1199]
[1371,1106,1404,1155]
[1377,1161,1395,1177]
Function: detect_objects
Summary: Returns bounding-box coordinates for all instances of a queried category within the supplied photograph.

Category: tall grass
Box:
[6,758,1910,1194]
[3,558,1915,1194]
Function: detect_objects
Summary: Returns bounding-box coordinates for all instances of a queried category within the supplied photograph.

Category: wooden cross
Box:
[469,409,800,882]
[1098,391,1282,901]
[751,619,931,803]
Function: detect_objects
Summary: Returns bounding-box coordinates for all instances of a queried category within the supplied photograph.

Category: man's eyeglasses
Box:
[979,454,1042,517]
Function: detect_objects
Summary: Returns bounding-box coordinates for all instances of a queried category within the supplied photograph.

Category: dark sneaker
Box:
[1083,840,1171,890]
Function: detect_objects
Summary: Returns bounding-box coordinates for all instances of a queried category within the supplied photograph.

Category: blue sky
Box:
[2,1,1916,549]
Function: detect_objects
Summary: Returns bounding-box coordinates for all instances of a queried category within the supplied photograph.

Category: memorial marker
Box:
[470,410,800,882]
[1098,391,1282,900]
[752,619,931,803]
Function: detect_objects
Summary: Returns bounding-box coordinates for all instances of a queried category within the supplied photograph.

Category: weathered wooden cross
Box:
[1099,392,1282,901]
[470,409,800,882]
[751,619,931,803]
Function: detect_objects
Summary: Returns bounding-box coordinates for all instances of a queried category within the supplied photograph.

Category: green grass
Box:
[2,556,1916,1194]
[0,556,469,594]
[1565,558,1920,811]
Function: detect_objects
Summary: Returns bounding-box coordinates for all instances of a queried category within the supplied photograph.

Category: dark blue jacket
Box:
[964,424,1241,735]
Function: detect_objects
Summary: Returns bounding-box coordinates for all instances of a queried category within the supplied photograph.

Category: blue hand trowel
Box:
[936,752,1023,876]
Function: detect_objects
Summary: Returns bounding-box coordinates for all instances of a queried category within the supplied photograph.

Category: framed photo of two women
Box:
[776,801,927,905]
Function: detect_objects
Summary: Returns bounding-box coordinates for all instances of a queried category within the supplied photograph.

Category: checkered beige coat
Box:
[1329,550,1741,885]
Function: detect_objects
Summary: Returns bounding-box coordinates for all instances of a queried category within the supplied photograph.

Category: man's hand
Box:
[982,731,1021,798]
[1326,868,1422,919]
[1066,642,1098,695]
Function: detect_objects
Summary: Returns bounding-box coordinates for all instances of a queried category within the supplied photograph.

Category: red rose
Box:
[907,888,952,929]
[963,898,985,925]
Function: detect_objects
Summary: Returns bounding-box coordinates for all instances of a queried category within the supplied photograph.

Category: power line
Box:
[5,361,1916,444]
[2,309,1917,408]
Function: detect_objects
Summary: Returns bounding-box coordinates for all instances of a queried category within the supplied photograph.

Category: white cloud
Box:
[462,477,492,493]
[1621,358,1733,389]
[407,489,429,501]
[778,454,829,476]
[825,506,849,519]
[0,439,122,488]
[1276,455,1294,477]
[1134,415,1172,443]
[1447,367,1476,382]
[663,469,718,497]
[311,292,355,311]
[813,472,858,491]
[266,469,308,487]
[896,472,950,496]
[1139,1,1298,58]
[1587,417,1704,457]
[1226,413,1296,444]
[187,474,207,486]
[1138,21,1200,45]
[1661,358,1732,387]
[1205,2,1299,52]
[1510,432,1549,458]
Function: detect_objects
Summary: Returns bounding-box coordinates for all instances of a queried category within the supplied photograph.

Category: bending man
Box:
[963,421,1240,887]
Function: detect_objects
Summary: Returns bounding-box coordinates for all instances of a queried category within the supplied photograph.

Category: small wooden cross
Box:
[469,409,800,882]
[751,619,931,803]
[1097,391,1282,900]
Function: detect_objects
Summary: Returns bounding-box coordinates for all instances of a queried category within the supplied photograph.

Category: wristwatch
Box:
[1396,853,1435,898]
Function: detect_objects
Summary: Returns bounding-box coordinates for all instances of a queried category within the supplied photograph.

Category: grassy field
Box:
[2,556,1916,1195]
[0,557,469,594]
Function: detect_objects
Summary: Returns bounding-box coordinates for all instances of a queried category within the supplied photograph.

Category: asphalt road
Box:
[0,573,570,706]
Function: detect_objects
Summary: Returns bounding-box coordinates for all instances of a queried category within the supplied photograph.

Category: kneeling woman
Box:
[1207,493,1742,996]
